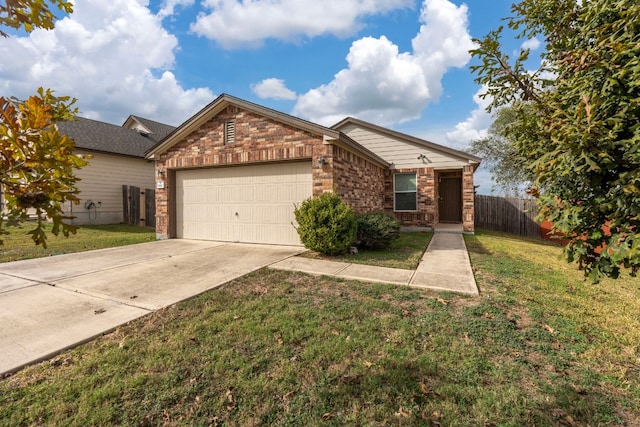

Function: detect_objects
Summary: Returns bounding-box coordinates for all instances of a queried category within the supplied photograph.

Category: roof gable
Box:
[146,94,343,159]
[332,117,481,169]
[145,94,389,167]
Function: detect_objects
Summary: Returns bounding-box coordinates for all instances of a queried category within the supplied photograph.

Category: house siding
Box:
[338,124,471,170]
[66,150,155,225]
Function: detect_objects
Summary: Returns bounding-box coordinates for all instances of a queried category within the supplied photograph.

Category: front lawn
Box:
[0,223,156,262]
[1,229,638,425]
[301,231,433,269]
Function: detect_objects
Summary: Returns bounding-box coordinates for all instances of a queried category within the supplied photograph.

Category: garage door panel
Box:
[176,162,311,245]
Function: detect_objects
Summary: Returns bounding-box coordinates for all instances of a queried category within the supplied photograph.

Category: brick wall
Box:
[159,107,320,169]
[385,168,437,227]
[462,165,475,232]
[331,145,386,213]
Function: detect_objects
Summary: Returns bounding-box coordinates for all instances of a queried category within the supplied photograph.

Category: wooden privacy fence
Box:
[122,185,155,228]
[475,195,540,238]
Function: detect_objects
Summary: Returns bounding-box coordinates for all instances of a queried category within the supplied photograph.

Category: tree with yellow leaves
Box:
[1,1,85,247]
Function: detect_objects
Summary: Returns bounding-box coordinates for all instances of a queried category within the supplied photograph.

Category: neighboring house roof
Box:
[331,116,482,168]
[145,94,389,167]
[57,116,175,158]
[122,115,176,143]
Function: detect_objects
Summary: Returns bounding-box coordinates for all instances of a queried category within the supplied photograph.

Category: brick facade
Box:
[153,103,476,239]
[331,145,386,213]
[462,165,475,232]
[154,106,389,238]
[385,168,438,227]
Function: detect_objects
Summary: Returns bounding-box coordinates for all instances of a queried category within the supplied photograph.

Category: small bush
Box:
[355,211,400,250]
[294,192,356,255]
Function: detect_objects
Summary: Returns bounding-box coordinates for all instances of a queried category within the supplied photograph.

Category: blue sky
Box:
[0,0,538,194]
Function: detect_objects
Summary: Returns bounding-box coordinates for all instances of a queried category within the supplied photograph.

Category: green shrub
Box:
[355,211,400,250]
[293,192,356,255]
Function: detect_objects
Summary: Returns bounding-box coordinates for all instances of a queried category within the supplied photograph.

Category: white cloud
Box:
[190,0,412,48]
[293,36,430,125]
[520,37,541,51]
[293,0,475,126]
[158,0,195,18]
[411,0,475,100]
[444,87,493,150]
[0,0,213,125]
[251,78,297,100]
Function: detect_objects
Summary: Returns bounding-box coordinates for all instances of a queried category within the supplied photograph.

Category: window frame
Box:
[394,173,418,212]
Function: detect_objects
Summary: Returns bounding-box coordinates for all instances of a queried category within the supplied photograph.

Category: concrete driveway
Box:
[0,240,303,375]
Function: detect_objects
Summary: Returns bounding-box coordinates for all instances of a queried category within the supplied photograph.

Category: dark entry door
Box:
[439,177,462,222]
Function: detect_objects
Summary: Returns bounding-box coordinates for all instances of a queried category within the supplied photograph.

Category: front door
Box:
[439,177,462,222]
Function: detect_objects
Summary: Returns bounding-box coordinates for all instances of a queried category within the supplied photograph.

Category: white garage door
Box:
[176,162,311,245]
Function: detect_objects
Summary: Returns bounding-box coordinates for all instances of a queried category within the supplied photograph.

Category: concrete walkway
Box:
[410,233,478,295]
[271,230,479,296]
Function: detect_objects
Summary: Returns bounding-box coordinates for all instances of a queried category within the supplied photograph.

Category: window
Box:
[224,120,235,144]
[394,173,417,211]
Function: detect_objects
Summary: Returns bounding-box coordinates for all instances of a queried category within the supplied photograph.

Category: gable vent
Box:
[225,120,236,144]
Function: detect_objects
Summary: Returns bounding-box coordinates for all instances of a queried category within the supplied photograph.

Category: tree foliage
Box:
[1,0,83,247]
[471,0,639,282]
[0,88,86,247]
[469,105,533,196]
[0,0,72,37]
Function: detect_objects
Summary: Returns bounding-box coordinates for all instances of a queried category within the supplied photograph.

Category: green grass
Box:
[0,223,156,262]
[1,229,639,426]
[301,231,433,269]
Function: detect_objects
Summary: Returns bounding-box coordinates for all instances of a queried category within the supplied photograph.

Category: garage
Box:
[175,161,312,245]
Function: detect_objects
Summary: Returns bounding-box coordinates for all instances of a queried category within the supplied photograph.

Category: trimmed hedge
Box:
[293,192,356,255]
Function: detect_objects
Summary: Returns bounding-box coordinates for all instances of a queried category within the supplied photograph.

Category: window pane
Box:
[395,192,417,211]
[395,173,416,192]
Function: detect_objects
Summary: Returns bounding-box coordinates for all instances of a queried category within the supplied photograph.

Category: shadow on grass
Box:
[463,233,492,256]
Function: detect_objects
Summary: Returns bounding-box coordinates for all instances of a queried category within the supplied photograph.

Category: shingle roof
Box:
[125,115,176,143]
[57,116,175,158]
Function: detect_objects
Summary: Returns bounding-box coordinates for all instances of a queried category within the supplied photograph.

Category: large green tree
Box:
[1,0,83,247]
[469,104,533,196]
[471,0,639,282]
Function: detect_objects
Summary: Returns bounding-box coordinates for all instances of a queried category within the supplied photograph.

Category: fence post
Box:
[145,189,156,228]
